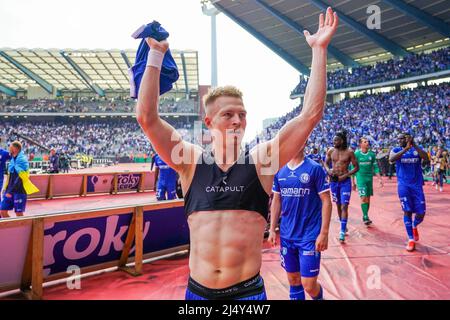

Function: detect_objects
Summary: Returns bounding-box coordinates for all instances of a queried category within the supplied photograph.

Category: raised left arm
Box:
[254,8,338,173]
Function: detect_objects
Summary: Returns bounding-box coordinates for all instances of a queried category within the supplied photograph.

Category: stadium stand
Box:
[0,118,197,160]
[0,48,201,167]
[0,49,198,100]
[0,97,196,114]
[291,47,449,96]
[252,82,449,153]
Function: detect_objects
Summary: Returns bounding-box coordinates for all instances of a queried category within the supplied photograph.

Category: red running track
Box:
[3,179,450,300]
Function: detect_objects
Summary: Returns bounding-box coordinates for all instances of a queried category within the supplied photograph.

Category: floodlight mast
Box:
[201,0,220,88]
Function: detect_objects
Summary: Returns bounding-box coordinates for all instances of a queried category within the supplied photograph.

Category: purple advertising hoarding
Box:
[43,206,189,276]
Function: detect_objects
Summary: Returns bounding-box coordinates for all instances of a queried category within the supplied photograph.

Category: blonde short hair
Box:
[203,85,243,108]
[11,140,22,151]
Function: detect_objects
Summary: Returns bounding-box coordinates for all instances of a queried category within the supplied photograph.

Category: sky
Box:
[0,0,303,142]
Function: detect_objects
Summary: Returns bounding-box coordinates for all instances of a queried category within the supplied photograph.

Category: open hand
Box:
[304,7,339,49]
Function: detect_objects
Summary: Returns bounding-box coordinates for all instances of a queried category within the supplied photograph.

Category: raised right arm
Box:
[136,39,198,173]
[389,146,409,164]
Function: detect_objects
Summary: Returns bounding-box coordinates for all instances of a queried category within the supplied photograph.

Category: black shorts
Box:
[186,273,266,300]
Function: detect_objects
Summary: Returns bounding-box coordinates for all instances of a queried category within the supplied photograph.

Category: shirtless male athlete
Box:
[136,7,339,300]
[324,130,359,243]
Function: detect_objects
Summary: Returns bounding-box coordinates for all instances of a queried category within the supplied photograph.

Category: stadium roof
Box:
[0,48,198,97]
[212,0,450,75]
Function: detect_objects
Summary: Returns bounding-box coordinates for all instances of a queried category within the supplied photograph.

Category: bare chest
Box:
[331,150,351,165]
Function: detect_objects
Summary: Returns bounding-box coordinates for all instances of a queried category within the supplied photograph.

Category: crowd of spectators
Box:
[0,119,196,160]
[252,82,450,157]
[1,82,448,166]
[292,47,449,95]
[159,98,196,113]
[0,97,196,114]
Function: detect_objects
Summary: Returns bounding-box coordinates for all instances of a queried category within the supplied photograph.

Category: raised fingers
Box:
[325,7,331,25]
[332,11,339,29]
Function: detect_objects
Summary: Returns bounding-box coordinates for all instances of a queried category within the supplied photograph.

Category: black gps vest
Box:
[184,151,269,220]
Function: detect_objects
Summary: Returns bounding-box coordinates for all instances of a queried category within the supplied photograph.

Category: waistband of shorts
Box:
[187,273,264,300]
[331,177,351,183]
[280,237,317,246]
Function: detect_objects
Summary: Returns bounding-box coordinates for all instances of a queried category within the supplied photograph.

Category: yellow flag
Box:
[18,171,40,195]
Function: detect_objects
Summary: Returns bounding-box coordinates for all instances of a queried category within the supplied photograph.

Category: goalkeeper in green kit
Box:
[351,137,383,226]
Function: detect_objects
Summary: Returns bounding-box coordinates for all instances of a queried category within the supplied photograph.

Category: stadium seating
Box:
[291,47,449,96]
[252,82,449,153]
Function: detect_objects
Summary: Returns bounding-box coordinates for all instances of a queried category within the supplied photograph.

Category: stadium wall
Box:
[0,200,189,299]
[21,171,155,199]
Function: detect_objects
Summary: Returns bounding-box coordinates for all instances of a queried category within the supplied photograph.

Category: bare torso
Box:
[187,210,266,288]
[180,149,271,289]
[329,148,353,176]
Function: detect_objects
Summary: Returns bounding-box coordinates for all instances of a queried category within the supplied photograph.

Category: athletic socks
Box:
[403,215,414,240]
[339,218,347,242]
[290,284,324,300]
[340,219,348,234]
[361,203,369,220]
[289,285,305,300]
[413,215,424,228]
[312,285,323,300]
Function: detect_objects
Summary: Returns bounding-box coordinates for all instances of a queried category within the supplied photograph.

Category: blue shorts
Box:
[330,177,352,205]
[185,289,267,301]
[185,274,267,300]
[280,238,321,278]
[398,184,426,214]
[156,180,177,200]
[0,193,27,213]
